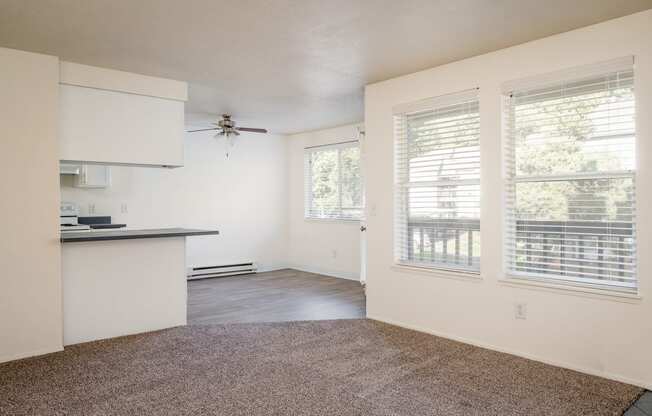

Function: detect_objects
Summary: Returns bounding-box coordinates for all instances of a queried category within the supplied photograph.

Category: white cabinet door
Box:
[74,165,111,188]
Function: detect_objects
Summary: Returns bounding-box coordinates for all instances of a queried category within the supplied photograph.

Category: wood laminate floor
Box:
[187,268,366,325]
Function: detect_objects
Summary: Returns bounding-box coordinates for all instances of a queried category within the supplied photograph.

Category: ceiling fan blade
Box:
[187,128,219,133]
[236,127,268,133]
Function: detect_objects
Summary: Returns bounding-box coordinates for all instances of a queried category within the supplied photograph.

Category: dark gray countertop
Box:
[60,228,219,243]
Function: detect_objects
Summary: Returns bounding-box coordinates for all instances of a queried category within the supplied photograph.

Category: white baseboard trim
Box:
[257,263,290,273]
[288,263,360,282]
[0,345,63,364]
[367,314,652,390]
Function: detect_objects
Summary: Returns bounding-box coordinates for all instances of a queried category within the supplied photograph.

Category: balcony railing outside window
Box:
[405,218,480,271]
[405,217,634,288]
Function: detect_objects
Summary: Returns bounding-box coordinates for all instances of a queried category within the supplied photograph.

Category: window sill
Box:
[304,217,361,224]
[498,275,642,303]
[391,264,482,283]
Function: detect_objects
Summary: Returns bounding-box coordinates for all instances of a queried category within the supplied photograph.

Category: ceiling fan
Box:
[186,114,268,158]
[186,114,268,136]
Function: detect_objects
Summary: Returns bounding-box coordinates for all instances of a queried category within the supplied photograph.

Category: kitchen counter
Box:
[61,227,219,243]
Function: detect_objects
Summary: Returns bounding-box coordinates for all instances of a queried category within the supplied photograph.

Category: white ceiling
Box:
[1,0,650,134]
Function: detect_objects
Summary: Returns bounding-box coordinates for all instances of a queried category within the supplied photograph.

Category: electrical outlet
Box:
[121,203,128,214]
[514,303,527,320]
[331,249,337,258]
[88,203,96,215]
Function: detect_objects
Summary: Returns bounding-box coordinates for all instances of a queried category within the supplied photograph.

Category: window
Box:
[503,58,636,292]
[304,141,362,220]
[394,89,480,272]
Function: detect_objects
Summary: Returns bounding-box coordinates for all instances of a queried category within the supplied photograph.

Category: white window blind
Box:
[304,141,362,220]
[503,60,637,292]
[394,89,480,272]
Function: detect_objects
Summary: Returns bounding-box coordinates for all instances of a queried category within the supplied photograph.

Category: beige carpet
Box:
[0,319,643,415]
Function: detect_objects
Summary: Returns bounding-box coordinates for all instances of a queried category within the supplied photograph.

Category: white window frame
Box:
[304,140,362,221]
[393,89,481,274]
[501,57,637,294]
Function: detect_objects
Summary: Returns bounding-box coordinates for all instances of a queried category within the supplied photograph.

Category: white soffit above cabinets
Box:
[59,62,187,102]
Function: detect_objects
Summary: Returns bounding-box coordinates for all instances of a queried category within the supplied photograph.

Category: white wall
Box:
[364,10,652,388]
[287,124,363,280]
[61,131,288,271]
[0,48,63,362]
[63,237,186,345]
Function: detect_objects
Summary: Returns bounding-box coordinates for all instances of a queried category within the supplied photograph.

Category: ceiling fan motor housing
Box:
[217,114,239,135]
[218,115,235,128]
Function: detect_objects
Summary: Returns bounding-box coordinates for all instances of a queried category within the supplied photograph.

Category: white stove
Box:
[60,202,91,232]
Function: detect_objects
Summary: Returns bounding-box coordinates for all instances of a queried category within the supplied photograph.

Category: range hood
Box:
[60,163,81,175]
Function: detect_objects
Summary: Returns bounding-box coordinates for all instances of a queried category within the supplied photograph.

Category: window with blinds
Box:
[503,58,637,292]
[394,89,480,272]
[304,141,362,220]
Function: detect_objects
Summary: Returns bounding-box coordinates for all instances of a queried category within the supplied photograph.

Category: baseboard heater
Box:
[187,262,257,280]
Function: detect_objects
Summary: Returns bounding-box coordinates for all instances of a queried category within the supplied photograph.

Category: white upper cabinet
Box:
[59,162,81,175]
[74,165,111,188]
[58,62,187,168]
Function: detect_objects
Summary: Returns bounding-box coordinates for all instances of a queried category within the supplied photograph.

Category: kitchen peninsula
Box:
[54,62,212,346]
[61,228,219,345]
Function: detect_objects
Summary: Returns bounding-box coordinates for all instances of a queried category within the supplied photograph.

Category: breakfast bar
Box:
[61,228,219,345]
